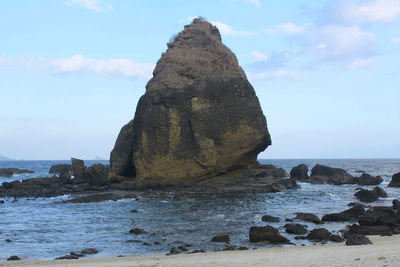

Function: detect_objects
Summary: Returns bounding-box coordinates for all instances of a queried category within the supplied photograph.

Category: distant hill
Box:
[94,156,106,160]
[0,154,12,161]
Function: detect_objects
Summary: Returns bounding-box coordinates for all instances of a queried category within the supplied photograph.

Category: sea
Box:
[0,159,399,261]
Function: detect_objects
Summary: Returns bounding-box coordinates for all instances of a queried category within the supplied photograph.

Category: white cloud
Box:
[242,0,261,8]
[250,51,270,61]
[392,36,400,44]
[65,0,113,11]
[266,22,376,68]
[211,21,256,36]
[1,54,154,80]
[326,0,400,24]
[348,57,377,70]
[265,22,309,35]
[248,69,297,80]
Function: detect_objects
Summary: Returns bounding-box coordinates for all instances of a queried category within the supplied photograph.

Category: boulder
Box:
[388,172,400,187]
[356,173,383,185]
[345,233,372,246]
[284,223,307,235]
[354,189,379,203]
[294,213,322,224]
[261,215,280,222]
[86,164,110,186]
[309,164,355,185]
[392,199,400,210]
[249,226,290,243]
[290,164,309,181]
[110,18,270,185]
[307,228,331,242]
[358,207,397,226]
[71,158,86,182]
[211,234,230,243]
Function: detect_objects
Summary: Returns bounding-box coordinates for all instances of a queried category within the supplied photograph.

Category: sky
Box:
[0,0,399,160]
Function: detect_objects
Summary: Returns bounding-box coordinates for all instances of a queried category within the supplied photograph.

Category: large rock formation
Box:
[110,18,270,184]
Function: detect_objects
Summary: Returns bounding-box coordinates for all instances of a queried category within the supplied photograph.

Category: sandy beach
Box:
[2,235,399,267]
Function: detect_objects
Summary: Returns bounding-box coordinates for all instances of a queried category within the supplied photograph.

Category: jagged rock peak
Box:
[145,17,246,92]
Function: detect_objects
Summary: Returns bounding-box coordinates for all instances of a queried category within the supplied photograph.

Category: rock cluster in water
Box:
[110,18,270,185]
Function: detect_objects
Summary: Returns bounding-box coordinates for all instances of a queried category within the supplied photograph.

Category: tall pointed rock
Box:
[110,18,271,184]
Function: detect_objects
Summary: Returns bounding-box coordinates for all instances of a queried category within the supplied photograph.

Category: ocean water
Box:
[0,159,399,261]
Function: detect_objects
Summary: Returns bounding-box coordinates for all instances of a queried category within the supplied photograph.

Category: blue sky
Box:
[0,0,399,160]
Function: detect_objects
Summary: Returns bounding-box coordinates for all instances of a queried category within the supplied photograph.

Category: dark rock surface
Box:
[110,18,270,185]
[294,213,322,224]
[307,228,331,242]
[284,223,307,235]
[388,172,400,187]
[356,173,383,185]
[345,233,372,246]
[55,255,79,260]
[372,186,387,198]
[211,234,230,243]
[249,226,290,243]
[290,164,309,181]
[309,164,355,185]
[261,215,280,222]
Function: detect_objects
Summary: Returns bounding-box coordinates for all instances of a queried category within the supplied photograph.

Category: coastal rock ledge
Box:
[110,18,271,185]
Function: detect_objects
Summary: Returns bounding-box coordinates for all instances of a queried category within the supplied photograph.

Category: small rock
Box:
[249,225,290,243]
[345,233,372,245]
[295,236,307,240]
[307,228,331,242]
[142,242,151,246]
[7,255,21,261]
[284,223,307,235]
[261,215,280,222]
[130,209,139,213]
[81,248,99,255]
[294,213,322,224]
[237,246,248,250]
[129,228,147,234]
[211,234,230,243]
[356,173,383,185]
[169,247,181,255]
[55,255,79,260]
[322,213,351,222]
[354,189,379,203]
[0,200,5,204]
[6,239,12,242]
[290,164,309,181]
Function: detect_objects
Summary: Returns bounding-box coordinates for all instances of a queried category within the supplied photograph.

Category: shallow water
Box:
[0,159,399,260]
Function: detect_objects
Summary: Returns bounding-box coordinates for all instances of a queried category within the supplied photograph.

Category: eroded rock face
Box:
[110,18,270,184]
